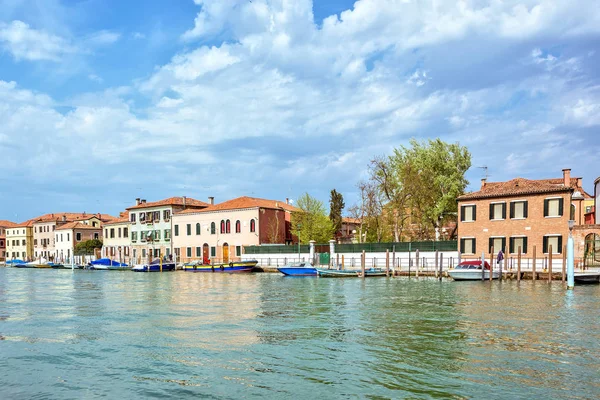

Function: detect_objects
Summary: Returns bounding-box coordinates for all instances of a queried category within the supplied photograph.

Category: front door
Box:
[203,244,209,264]
[223,243,229,263]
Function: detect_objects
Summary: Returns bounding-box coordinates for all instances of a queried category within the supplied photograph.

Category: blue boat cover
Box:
[91,258,128,267]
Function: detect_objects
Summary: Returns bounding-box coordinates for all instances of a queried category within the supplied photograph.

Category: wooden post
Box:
[341,255,344,270]
[439,252,443,281]
[393,245,396,271]
[481,251,485,281]
[361,250,366,279]
[160,249,163,272]
[408,256,411,278]
[489,246,494,281]
[435,250,439,279]
[562,245,566,282]
[415,249,420,278]
[532,245,537,281]
[336,253,339,269]
[385,249,390,277]
[548,245,553,282]
[517,246,522,282]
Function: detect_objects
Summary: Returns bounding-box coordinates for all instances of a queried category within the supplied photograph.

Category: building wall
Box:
[55,228,101,262]
[33,222,57,260]
[129,206,176,262]
[596,178,600,223]
[5,226,33,260]
[458,191,572,257]
[102,222,132,261]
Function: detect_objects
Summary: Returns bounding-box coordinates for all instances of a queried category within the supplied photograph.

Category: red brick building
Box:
[457,169,590,259]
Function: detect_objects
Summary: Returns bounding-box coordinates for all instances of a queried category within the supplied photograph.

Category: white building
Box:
[55,221,102,263]
[102,213,132,263]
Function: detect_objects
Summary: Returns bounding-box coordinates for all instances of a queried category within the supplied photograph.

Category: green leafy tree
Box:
[292,193,335,243]
[74,239,103,256]
[329,189,345,235]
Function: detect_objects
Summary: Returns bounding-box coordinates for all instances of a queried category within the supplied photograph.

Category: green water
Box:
[1,268,599,399]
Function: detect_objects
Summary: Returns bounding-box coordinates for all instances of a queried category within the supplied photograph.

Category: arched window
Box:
[211,222,216,235]
[226,220,231,233]
[220,220,225,234]
[235,220,241,233]
[250,219,256,233]
[196,223,201,235]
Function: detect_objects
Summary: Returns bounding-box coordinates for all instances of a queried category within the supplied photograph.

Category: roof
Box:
[342,217,361,224]
[457,177,576,201]
[126,197,209,210]
[103,215,131,225]
[55,221,102,231]
[0,220,18,228]
[30,213,117,224]
[176,196,298,215]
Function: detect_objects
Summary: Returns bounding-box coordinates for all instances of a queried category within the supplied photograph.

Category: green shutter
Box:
[510,202,515,219]
[509,237,514,254]
[502,203,507,219]
[558,198,564,216]
[473,238,476,254]
[460,239,465,253]
[523,237,528,254]
[543,236,548,254]
[523,201,528,218]
[501,237,506,252]
[488,237,493,253]
[558,236,563,253]
[489,204,494,220]
[460,206,465,222]
[544,199,549,217]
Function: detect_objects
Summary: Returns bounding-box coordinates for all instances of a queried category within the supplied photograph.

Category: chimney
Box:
[136,198,141,206]
[141,199,146,204]
[62,215,66,222]
[209,196,214,205]
[183,196,187,208]
[563,168,571,187]
[481,178,487,189]
[286,198,289,205]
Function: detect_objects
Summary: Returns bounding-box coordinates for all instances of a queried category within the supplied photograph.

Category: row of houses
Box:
[457,169,600,266]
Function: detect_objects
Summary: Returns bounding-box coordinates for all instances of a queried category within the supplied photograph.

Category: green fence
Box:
[244,241,457,254]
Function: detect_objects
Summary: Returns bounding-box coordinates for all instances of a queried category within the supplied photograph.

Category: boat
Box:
[448,260,499,281]
[182,260,258,273]
[89,258,129,270]
[277,262,317,276]
[13,258,54,269]
[574,272,600,284]
[132,258,176,272]
[4,259,25,267]
[316,267,387,277]
[50,263,65,269]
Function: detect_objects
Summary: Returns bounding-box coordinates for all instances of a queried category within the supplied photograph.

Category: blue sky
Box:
[0,0,599,221]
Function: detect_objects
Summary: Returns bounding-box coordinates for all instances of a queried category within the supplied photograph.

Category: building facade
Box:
[457,169,589,259]
[127,197,209,263]
[54,222,102,263]
[0,220,18,262]
[172,196,296,263]
[5,221,34,261]
[102,213,132,263]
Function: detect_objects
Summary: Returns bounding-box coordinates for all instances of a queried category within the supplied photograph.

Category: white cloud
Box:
[132,32,146,40]
[88,74,103,83]
[85,30,121,46]
[0,20,76,61]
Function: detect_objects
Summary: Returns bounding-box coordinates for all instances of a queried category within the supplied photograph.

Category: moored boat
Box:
[277,262,317,276]
[5,259,25,267]
[448,261,499,281]
[573,272,600,284]
[182,260,258,273]
[89,258,129,270]
[316,267,387,277]
[14,259,54,268]
[132,258,176,272]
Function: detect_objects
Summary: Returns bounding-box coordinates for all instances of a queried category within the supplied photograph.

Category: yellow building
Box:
[5,221,34,261]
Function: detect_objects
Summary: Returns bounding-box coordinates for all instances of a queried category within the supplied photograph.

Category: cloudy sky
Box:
[0,0,599,221]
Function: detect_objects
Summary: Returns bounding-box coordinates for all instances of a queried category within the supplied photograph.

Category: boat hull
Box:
[448,270,500,281]
[574,273,600,284]
[132,263,176,272]
[277,267,317,276]
[182,261,258,273]
[317,268,387,277]
[14,263,53,269]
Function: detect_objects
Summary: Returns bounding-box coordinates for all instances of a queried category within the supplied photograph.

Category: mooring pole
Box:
[532,245,537,281]
[386,249,390,277]
[567,221,575,289]
[517,246,522,282]
[361,250,366,279]
[548,245,553,282]
[439,252,443,281]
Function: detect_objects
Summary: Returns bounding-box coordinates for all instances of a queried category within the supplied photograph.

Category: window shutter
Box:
[501,237,506,252]
[473,205,477,221]
[558,236,563,253]
[523,237,528,254]
[523,201,528,218]
[473,238,476,254]
[488,237,493,253]
[558,198,564,216]
[544,199,549,217]
[460,206,465,222]
[460,238,465,253]
[509,238,514,254]
[543,236,548,254]
[510,202,515,219]
[502,203,507,219]
[489,204,494,220]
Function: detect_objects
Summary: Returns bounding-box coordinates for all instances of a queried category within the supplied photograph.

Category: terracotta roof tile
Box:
[103,215,131,225]
[126,197,209,210]
[176,196,299,215]
[30,213,116,223]
[457,177,573,201]
[55,222,102,231]
[0,220,19,228]
[342,217,361,224]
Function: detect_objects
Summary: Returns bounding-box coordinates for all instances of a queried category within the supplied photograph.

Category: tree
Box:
[291,193,335,243]
[74,239,103,256]
[329,189,345,236]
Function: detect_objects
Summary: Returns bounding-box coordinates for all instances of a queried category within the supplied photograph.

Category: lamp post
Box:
[567,220,575,290]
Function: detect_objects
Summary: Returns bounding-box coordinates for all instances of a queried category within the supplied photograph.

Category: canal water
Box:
[1,268,599,399]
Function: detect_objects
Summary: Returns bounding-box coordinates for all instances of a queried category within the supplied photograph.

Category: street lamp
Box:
[567,219,575,290]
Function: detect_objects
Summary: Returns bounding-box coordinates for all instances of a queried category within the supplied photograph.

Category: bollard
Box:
[386,249,390,277]
[435,250,439,279]
[415,250,420,278]
[341,255,345,270]
[361,250,366,279]
[439,252,443,281]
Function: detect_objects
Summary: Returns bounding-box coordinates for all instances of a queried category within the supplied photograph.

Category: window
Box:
[235,220,241,233]
[118,228,122,238]
[186,224,191,236]
[163,210,171,220]
[22,239,26,245]
[211,222,216,235]
[174,225,179,236]
[164,229,171,240]
[154,230,161,240]
[220,220,225,234]
[139,213,145,223]
[196,247,202,257]
[510,201,528,219]
[460,205,476,222]
[544,198,563,217]
[154,211,160,221]
[154,249,160,257]
[489,202,506,220]
[131,213,136,223]
[186,247,192,258]
[459,238,476,254]
[250,219,256,233]
[61,234,63,242]
[543,235,563,254]
[142,249,146,258]
[509,237,528,254]
[76,233,82,242]
[110,228,115,238]
[34,239,38,246]
[210,246,216,257]
[67,234,70,241]
[570,204,576,221]
[124,228,128,237]
[94,233,99,240]
[105,229,108,237]
[488,237,506,253]
[132,231,138,242]
[236,246,241,257]
[196,223,201,235]
[175,248,180,257]
[226,220,231,233]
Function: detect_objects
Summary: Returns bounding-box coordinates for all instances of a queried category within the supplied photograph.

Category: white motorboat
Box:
[448,261,499,281]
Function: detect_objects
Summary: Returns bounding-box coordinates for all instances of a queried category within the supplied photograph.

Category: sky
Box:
[0,0,599,222]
